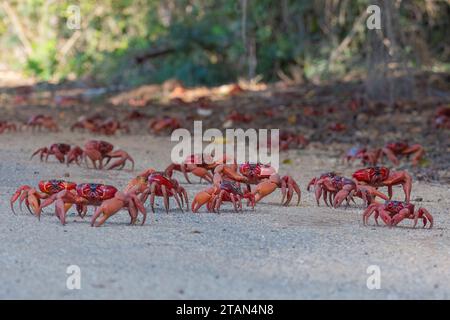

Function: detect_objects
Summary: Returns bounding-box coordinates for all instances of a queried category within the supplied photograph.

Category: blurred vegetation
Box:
[0,0,449,86]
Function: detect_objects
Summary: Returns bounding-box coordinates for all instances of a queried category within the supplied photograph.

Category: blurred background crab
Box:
[24,114,59,132]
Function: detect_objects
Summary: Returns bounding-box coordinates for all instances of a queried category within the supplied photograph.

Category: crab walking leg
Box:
[171,188,184,212]
[106,150,135,170]
[384,172,412,203]
[30,148,48,161]
[390,208,411,227]
[51,148,66,163]
[179,188,185,207]
[413,207,433,229]
[145,182,157,213]
[324,189,331,206]
[333,184,356,208]
[214,190,226,213]
[284,183,294,206]
[126,199,138,224]
[189,166,214,184]
[181,188,189,210]
[180,164,192,184]
[84,148,102,169]
[314,183,323,206]
[363,203,379,226]
[207,194,215,212]
[235,194,242,211]
[381,147,400,166]
[55,198,69,225]
[91,193,146,227]
[230,193,238,212]
[161,185,170,213]
[131,194,147,225]
[285,177,301,206]
[280,179,287,204]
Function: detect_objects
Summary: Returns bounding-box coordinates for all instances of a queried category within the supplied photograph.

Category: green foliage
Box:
[0,0,448,85]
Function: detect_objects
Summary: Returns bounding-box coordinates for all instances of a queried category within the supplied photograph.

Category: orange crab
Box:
[10,180,77,216]
[191,181,255,213]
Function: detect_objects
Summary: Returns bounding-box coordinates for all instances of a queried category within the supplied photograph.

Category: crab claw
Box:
[191,188,214,213]
[105,150,135,170]
[281,175,301,206]
[10,185,32,214]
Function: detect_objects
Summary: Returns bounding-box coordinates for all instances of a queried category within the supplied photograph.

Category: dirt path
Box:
[0,131,449,299]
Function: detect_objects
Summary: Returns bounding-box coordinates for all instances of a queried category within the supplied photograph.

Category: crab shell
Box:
[51,143,72,154]
[239,163,276,179]
[385,141,408,153]
[84,140,114,155]
[76,183,118,201]
[219,181,244,197]
[331,176,355,189]
[384,200,414,215]
[352,167,390,184]
[148,172,179,196]
[38,180,77,194]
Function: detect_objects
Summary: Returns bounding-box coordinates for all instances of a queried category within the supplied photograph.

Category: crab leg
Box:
[413,207,433,229]
[171,188,184,212]
[230,193,238,212]
[390,208,411,227]
[161,185,170,213]
[148,182,157,213]
[214,190,225,213]
[181,188,189,210]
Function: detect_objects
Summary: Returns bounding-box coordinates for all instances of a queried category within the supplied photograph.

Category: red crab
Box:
[71,115,103,132]
[124,110,150,121]
[329,122,347,132]
[96,117,130,135]
[10,180,77,216]
[148,116,181,134]
[25,114,59,132]
[31,143,71,163]
[124,168,157,194]
[140,172,189,213]
[191,181,255,213]
[343,147,378,166]
[78,140,134,170]
[214,162,301,206]
[434,106,450,129]
[165,153,231,184]
[38,183,119,225]
[310,173,388,207]
[352,167,412,203]
[266,131,308,151]
[307,172,336,191]
[379,141,425,166]
[71,115,129,135]
[363,200,433,229]
[0,121,17,134]
[313,175,357,207]
[90,188,147,227]
[226,110,253,123]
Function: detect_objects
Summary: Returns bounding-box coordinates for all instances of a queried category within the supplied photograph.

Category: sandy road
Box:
[0,131,449,299]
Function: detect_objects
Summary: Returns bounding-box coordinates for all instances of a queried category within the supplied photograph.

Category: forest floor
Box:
[0,73,449,299]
